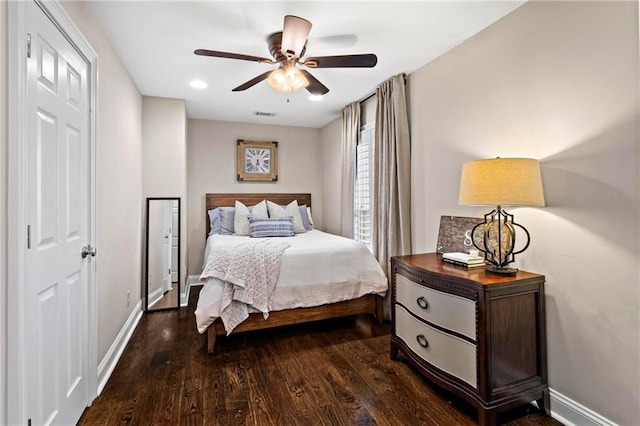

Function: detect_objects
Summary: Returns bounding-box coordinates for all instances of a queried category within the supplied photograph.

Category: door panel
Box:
[37,37,58,93]
[65,124,81,240]
[66,271,82,396]
[66,64,81,109]
[36,283,58,425]
[36,109,57,249]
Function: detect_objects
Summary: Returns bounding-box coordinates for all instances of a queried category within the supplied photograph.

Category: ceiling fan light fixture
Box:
[281,15,312,59]
[267,66,309,93]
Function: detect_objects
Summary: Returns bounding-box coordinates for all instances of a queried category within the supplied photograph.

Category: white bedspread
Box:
[195,230,388,333]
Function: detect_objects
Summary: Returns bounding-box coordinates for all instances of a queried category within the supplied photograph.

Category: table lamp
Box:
[458,158,545,275]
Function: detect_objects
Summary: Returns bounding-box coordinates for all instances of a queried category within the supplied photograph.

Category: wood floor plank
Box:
[270,334,335,420]
[243,351,282,424]
[79,287,562,426]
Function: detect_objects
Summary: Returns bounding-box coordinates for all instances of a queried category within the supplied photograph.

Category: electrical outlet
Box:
[126,290,131,307]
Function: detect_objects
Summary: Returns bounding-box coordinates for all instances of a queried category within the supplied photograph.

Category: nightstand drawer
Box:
[395,304,477,388]
[395,273,476,340]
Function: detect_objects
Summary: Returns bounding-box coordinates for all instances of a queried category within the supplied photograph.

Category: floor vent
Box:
[254,111,276,117]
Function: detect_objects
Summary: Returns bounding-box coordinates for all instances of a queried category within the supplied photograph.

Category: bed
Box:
[196,193,388,353]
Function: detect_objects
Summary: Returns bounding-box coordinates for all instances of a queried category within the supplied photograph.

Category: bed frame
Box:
[204,193,384,353]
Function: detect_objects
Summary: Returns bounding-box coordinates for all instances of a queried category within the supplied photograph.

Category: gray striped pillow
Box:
[248,216,295,238]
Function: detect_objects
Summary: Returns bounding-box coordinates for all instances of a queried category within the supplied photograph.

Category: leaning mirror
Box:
[145,197,180,311]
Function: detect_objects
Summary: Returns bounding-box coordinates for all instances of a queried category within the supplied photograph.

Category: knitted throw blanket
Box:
[200,239,291,334]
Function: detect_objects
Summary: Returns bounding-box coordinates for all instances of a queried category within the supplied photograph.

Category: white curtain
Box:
[373,74,412,316]
[340,102,361,237]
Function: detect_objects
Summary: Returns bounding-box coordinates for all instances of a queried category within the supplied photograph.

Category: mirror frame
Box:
[144,197,181,312]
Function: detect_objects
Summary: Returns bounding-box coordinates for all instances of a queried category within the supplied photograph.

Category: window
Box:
[354,122,374,251]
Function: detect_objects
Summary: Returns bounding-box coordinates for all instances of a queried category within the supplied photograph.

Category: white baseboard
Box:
[147,286,164,308]
[96,300,143,395]
[181,275,202,307]
[549,388,618,426]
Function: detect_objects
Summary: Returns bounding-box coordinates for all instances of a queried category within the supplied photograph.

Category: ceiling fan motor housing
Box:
[268,32,306,64]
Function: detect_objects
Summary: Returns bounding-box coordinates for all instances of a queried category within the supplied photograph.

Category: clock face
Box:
[244,147,271,174]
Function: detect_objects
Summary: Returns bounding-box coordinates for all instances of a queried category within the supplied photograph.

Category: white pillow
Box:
[306,206,314,226]
[234,200,268,236]
[267,200,306,234]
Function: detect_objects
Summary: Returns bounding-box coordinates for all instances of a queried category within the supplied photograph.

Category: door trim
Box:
[7,1,98,424]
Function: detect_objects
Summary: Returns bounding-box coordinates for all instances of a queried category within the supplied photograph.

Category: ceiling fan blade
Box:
[194,49,275,64]
[302,54,378,68]
[281,15,312,59]
[300,70,329,95]
[232,70,273,91]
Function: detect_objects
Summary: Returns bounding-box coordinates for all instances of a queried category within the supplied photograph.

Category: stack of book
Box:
[442,252,485,268]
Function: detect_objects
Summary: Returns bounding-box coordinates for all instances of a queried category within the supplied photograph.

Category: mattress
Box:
[195,229,388,333]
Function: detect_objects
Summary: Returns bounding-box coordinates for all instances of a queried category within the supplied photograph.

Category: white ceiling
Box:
[87,1,525,128]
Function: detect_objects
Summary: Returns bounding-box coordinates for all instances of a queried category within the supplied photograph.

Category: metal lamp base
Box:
[470,206,532,278]
[485,265,518,276]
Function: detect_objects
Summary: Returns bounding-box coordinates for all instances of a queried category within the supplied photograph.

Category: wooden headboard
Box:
[205,193,312,237]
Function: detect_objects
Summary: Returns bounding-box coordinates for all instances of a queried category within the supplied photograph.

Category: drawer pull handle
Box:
[416,296,428,309]
[416,334,429,348]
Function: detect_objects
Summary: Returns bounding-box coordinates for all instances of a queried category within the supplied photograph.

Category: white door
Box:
[171,200,179,283]
[24,1,91,424]
[162,201,173,292]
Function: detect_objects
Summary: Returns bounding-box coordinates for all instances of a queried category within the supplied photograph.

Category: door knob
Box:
[81,245,97,259]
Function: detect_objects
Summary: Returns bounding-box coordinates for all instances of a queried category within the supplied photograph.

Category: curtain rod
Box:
[358,73,407,104]
[358,91,375,104]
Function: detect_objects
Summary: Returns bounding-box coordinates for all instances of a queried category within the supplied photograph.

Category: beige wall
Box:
[142,96,187,286]
[142,97,186,196]
[408,1,639,423]
[319,117,342,235]
[187,119,322,274]
[61,2,143,366]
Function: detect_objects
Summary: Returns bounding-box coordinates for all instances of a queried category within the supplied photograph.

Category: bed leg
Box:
[375,296,384,324]
[207,326,217,354]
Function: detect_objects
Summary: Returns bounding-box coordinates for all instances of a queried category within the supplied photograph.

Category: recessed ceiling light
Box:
[308,94,324,102]
[189,79,207,89]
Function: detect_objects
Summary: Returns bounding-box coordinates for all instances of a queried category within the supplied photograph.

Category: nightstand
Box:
[391,253,549,426]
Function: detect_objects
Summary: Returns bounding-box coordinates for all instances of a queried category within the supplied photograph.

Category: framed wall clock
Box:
[237,139,278,182]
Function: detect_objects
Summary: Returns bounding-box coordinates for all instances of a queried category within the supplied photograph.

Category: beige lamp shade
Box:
[459,158,545,206]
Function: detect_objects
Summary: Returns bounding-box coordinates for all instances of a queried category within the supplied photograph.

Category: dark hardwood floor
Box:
[79,287,562,425]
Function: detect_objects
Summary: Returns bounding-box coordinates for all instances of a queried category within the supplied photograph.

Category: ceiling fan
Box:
[194,15,377,96]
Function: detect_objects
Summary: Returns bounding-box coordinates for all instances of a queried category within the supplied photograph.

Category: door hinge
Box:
[27,33,31,58]
[27,225,31,249]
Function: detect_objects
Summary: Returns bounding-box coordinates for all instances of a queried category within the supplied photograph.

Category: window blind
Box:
[354,123,374,251]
